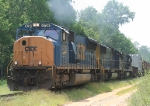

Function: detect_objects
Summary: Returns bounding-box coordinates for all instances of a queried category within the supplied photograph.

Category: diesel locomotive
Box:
[7,22,150,91]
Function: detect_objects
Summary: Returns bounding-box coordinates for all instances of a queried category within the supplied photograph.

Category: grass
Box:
[0,80,6,86]
[0,80,20,95]
[0,77,143,106]
[0,90,69,106]
[128,72,150,106]
[116,85,137,95]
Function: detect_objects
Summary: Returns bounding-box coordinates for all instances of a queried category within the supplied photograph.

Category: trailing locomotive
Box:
[7,22,150,91]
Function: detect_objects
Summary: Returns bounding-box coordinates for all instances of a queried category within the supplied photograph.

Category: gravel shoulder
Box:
[64,85,136,106]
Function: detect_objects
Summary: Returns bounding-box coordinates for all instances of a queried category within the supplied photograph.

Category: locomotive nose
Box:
[14,36,54,66]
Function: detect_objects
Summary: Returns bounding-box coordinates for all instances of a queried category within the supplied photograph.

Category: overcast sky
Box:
[72,0,150,47]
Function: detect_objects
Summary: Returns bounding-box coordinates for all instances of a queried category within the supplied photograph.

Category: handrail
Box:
[7,59,13,76]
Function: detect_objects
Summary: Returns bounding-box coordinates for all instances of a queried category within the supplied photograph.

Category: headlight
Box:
[33,23,39,27]
[38,61,42,65]
[14,61,18,65]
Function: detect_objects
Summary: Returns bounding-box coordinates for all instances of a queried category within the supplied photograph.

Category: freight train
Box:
[7,22,150,91]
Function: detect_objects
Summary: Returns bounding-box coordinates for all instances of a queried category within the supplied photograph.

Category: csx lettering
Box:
[25,46,37,51]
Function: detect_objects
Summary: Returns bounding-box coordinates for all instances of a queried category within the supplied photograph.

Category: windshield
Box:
[17,29,60,40]
[37,30,60,40]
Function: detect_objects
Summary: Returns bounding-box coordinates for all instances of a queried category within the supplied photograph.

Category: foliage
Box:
[70,21,87,36]
[138,46,150,62]
[79,6,99,23]
[0,80,6,86]
[0,0,14,78]
[102,0,135,28]
[129,72,150,106]
[73,6,102,42]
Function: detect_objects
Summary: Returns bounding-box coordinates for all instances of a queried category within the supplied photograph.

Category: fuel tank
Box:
[13,36,54,66]
[69,74,91,86]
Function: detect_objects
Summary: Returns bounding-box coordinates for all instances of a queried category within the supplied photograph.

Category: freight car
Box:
[142,60,150,74]
[7,22,149,91]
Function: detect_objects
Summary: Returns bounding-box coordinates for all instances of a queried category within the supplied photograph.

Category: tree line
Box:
[0,0,148,78]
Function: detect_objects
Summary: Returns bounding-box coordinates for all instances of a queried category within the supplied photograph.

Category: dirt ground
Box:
[64,85,136,106]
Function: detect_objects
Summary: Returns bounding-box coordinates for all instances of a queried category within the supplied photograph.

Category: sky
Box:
[72,0,150,47]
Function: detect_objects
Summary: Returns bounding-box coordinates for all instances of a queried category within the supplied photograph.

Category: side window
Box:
[62,32,66,41]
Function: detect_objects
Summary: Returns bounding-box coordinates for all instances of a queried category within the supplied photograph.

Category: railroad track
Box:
[0,92,23,100]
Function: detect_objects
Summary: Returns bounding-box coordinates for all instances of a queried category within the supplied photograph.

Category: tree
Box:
[74,6,101,41]
[133,41,140,50]
[70,21,87,36]
[139,46,150,62]
[0,0,14,79]
[79,6,98,22]
[102,0,135,28]
[100,24,137,54]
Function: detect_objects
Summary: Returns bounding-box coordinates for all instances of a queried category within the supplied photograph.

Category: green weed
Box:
[0,84,20,95]
[0,80,6,86]
[0,90,69,106]
[128,72,150,106]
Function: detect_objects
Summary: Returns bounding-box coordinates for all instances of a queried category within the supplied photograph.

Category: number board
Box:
[24,23,51,28]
